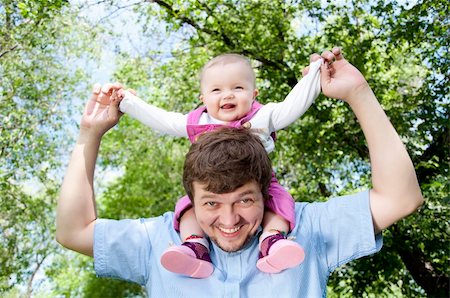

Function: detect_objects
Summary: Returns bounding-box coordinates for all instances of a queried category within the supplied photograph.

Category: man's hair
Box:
[199,53,256,87]
[183,127,272,203]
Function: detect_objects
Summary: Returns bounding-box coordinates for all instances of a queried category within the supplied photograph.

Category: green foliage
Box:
[0,0,103,295]
[99,128,188,220]
[45,252,145,298]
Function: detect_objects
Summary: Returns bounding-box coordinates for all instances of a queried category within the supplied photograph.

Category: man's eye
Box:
[240,198,253,205]
[205,202,217,207]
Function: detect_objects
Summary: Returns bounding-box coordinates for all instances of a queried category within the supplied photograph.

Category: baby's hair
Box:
[199,53,256,87]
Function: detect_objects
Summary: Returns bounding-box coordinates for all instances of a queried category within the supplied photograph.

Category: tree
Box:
[0,0,103,295]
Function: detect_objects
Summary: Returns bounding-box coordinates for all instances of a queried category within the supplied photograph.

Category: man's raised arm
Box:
[318,48,423,233]
[56,83,122,256]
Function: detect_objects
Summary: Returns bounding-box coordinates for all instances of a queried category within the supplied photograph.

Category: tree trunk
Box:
[392,225,449,297]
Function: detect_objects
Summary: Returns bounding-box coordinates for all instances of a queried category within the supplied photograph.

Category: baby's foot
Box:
[256,233,305,273]
[160,242,214,278]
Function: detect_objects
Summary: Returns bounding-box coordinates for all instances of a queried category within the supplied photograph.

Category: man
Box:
[56,48,423,297]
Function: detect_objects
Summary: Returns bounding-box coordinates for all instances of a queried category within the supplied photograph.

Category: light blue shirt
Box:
[94,190,382,297]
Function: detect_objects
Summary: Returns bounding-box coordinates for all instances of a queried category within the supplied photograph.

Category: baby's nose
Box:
[223,90,234,99]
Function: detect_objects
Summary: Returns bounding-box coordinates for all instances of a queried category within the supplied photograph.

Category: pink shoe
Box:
[256,235,305,273]
[160,242,214,278]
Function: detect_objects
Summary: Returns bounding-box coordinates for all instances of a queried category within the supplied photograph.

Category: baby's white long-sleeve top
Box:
[119,59,322,153]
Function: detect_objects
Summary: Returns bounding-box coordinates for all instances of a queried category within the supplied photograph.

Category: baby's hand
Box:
[111,89,123,102]
[116,88,137,101]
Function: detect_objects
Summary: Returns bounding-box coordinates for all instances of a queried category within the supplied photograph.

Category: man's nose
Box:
[220,205,239,226]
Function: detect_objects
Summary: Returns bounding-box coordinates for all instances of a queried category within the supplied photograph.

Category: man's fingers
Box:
[321,50,335,63]
[85,84,101,116]
[322,47,344,64]
[92,83,101,95]
[332,47,344,60]
[101,82,122,94]
[90,84,101,102]
[101,83,113,95]
[320,62,331,83]
[309,53,321,62]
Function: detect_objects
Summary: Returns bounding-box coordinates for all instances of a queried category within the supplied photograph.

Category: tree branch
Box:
[26,254,48,298]
[149,0,297,86]
[0,44,19,59]
[414,125,450,184]
[95,1,143,25]
[151,0,215,35]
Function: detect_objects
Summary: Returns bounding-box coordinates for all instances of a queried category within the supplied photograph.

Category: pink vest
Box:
[186,101,275,143]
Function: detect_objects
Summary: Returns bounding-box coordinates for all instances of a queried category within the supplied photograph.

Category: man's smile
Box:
[218,225,243,237]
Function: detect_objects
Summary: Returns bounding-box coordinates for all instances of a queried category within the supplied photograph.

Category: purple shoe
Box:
[160,242,214,278]
[257,233,305,273]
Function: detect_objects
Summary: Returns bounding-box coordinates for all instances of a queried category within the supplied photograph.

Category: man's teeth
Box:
[219,226,241,233]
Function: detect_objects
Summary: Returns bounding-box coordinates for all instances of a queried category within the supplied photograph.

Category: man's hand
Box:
[80,83,123,138]
[307,47,370,104]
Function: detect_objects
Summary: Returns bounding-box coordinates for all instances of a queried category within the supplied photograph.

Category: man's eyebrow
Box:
[198,194,217,201]
[238,190,257,197]
[198,188,258,200]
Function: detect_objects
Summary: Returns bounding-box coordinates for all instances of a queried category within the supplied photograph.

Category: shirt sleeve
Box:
[118,90,188,137]
[269,59,322,130]
[311,190,383,271]
[94,218,154,285]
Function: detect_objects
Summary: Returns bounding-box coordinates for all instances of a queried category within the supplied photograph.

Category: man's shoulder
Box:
[94,211,181,252]
[96,211,175,234]
[293,190,370,223]
[294,190,370,209]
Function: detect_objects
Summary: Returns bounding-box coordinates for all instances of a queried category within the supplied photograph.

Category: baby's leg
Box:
[257,210,305,273]
[262,210,290,235]
[179,208,205,241]
[160,205,213,278]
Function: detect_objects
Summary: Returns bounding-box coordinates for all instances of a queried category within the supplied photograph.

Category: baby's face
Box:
[200,61,258,123]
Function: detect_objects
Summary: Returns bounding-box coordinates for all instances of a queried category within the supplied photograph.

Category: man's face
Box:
[192,181,264,252]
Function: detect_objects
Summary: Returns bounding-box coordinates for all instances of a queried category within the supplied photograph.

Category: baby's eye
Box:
[235,86,244,90]
[212,88,220,92]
